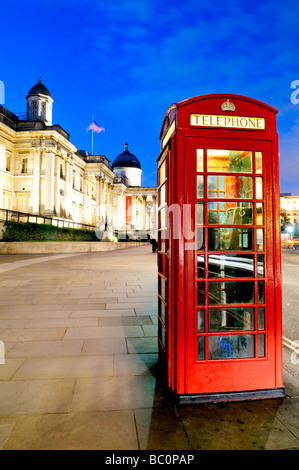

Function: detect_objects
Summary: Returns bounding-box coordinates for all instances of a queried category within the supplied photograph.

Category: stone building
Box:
[0,79,157,235]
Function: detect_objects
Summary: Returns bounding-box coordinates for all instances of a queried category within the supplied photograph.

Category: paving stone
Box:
[7,339,84,358]
[0,379,75,415]
[12,355,113,380]
[3,411,138,450]
[82,338,127,355]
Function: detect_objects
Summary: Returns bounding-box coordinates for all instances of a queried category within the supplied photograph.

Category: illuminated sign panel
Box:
[191,114,265,130]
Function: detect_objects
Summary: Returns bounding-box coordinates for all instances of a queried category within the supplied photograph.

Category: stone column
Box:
[65,160,71,218]
[32,149,41,214]
[55,155,60,216]
[131,195,137,229]
[142,195,147,231]
[44,152,55,216]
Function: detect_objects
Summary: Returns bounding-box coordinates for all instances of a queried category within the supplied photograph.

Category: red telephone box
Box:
[157,94,285,403]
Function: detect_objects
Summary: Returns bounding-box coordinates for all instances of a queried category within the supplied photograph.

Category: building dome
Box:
[112,143,141,170]
[27,78,51,98]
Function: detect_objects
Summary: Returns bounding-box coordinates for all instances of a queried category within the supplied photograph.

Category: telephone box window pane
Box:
[159,276,166,300]
[208,307,254,332]
[159,298,166,324]
[255,152,263,174]
[198,309,205,332]
[198,336,205,360]
[159,161,166,185]
[208,202,253,225]
[258,307,265,330]
[159,184,166,206]
[160,324,166,348]
[256,203,263,225]
[197,254,205,278]
[256,177,263,199]
[197,175,204,198]
[197,227,204,251]
[257,229,264,251]
[208,281,255,305]
[207,150,252,173]
[208,176,253,199]
[258,334,265,357]
[197,283,205,306]
[208,334,255,359]
[159,207,167,229]
[197,202,204,224]
[257,255,264,277]
[197,149,204,172]
[258,281,265,303]
[208,228,253,251]
[208,254,254,278]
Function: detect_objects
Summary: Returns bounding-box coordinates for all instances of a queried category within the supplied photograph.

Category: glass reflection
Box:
[198,254,205,278]
[256,203,263,225]
[208,334,255,359]
[198,309,205,332]
[256,177,263,199]
[197,202,204,224]
[207,254,254,278]
[208,281,255,305]
[197,227,204,251]
[258,334,265,357]
[208,228,253,251]
[198,283,205,305]
[207,150,252,173]
[198,336,205,360]
[257,229,264,251]
[257,255,264,277]
[258,307,265,330]
[197,149,204,172]
[208,307,254,331]
[258,281,265,303]
[255,152,263,174]
[197,175,204,198]
[208,202,253,225]
[208,176,253,199]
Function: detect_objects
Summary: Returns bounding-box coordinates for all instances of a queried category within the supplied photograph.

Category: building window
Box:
[41,102,46,121]
[72,173,76,189]
[60,162,65,179]
[21,158,28,174]
[6,155,11,172]
[31,101,37,120]
[80,177,83,192]
[17,196,29,213]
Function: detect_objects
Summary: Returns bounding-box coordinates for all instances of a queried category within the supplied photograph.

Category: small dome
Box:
[112,143,141,169]
[27,78,51,98]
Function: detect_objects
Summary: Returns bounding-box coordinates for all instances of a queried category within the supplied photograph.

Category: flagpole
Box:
[91,116,94,155]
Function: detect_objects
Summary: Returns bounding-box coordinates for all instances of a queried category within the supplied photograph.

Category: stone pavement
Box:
[0,245,298,450]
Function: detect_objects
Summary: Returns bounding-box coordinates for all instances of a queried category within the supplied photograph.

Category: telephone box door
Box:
[184,137,282,395]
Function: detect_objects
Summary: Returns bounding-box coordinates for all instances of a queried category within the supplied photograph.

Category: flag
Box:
[87,120,105,133]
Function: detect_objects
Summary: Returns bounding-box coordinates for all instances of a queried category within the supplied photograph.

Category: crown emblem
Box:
[221,99,236,112]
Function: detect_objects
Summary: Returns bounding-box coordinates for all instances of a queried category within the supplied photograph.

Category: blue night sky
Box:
[1,0,299,192]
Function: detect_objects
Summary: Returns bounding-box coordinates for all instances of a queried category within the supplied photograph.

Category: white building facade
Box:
[0,79,157,235]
